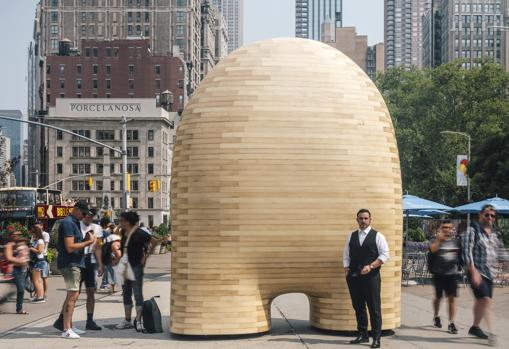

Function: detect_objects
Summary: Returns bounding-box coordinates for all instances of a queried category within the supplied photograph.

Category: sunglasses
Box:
[483,213,496,219]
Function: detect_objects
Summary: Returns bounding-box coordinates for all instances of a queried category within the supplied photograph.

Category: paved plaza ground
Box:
[1,254,508,348]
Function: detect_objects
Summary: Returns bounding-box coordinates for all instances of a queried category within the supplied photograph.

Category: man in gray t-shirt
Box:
[429,220,460,334]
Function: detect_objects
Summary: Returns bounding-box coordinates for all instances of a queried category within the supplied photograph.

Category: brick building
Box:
[45,39,186,112]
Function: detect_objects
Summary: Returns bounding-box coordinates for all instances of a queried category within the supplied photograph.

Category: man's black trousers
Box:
[346,272,382,339]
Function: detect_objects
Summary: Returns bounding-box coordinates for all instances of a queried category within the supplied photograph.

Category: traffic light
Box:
[149,180,156,192]
[156,179,161,191]
[127,173,131,192]
[87,176,93,189]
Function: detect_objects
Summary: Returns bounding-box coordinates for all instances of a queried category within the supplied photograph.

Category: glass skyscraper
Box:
[295,0,343,41]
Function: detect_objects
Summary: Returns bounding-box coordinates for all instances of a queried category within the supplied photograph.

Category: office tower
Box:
[212,0,243,53]
[385,0,431,68]
[296,0,343,41]
[0,110,23,185]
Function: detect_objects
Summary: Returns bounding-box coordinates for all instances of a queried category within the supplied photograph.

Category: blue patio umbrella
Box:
[403,195,454,239]
[454,197,509,214]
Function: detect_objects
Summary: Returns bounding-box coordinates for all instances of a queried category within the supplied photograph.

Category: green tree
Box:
[376,61,509,205]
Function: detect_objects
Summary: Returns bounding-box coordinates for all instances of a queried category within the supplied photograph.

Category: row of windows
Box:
[67,146,151,158]
[70,178,163,197]
[56,161,158,176]
[48,78,163,90]
[48,64,163,76]
[47,93,184,104]
[454,3,501,13]
[57,129,155,142]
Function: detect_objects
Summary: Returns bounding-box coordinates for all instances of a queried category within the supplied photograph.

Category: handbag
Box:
[114,227,137,286]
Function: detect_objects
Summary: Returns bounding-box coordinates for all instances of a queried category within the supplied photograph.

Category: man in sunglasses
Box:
[463,204,505,346]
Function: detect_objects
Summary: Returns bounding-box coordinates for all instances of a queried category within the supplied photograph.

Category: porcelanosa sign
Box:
[70,103,142,113]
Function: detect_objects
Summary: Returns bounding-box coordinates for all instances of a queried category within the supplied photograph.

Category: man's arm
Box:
[64,234,95,253]
[343,233,352,274]
[4,243,25,267]
[361,232,389,275]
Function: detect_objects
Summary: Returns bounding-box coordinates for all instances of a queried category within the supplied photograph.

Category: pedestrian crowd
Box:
[0,201,154,340]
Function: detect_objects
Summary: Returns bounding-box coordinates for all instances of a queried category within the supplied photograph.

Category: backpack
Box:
[142,296,163,333]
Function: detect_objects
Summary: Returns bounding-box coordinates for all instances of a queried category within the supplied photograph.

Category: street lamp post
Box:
[440,130,472,227]
[0,114,131,211]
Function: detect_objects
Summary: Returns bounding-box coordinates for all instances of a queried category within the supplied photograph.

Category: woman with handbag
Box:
[115,211,151,332]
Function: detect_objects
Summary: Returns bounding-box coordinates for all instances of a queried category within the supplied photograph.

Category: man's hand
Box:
[471,270,482,287]
[87,234,97,246]
[97,264,104,277]
[361,265,371,275]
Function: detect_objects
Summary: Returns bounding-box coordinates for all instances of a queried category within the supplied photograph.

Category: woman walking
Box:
[4,230,30,314]
[30,225,46,303]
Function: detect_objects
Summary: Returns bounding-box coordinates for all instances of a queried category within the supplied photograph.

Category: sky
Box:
[0,0,383,115]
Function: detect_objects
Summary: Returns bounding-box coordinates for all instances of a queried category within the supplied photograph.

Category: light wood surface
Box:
[170,38,402,336]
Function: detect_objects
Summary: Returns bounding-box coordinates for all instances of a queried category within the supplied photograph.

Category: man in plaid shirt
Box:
[462,204,505,346]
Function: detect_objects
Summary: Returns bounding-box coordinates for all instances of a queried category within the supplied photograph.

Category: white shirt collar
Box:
[358,226,372,235]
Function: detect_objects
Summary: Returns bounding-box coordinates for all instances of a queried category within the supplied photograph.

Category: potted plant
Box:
[151,223,170,254]
[47,247,60,275]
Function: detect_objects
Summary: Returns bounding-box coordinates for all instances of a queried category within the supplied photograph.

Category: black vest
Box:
[349,229,380,276]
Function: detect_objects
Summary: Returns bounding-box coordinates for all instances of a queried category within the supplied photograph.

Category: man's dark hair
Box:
[120,211,140,226]
[356,209,371,217]
[100,217,111,228]
[481,204,496,213]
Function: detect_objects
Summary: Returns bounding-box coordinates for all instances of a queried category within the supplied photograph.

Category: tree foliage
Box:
[376,61,509,205]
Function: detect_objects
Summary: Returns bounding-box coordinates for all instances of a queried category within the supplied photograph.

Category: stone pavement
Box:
[1,253,508,348]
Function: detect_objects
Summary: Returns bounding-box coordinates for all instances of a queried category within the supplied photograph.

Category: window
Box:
[110,181,115,191]
[96,147,104,156]
[93,64,98,74]
[128,79,134,89]
[93,79,98,89]
[93,47,99,57]
[56,163,63,174]
[96,180,103,191]
[85,47,91,57]
[127,146,139,157]
[57,182,63,191]
[72,147,91,157]
[50,25,58,35]
[177,0,184,7]
[128,12,133,22]
[96,164,104,174]
[81,25,87,36]
[72,163,91,174]
[59,64,65,75]
[155,79,160,89]
[72,130,91,139]
[131,180,139,191]
[97,130,115,140]
[176,25,184,36]
[144,26,150,36]
[106,79,111,89]
[127,130,139,140]
[46,65,51,74]
[176,11,185,22]
[76,65,82,74]
[131,197,138,208]
[148,197,154,209]
[106,64,111,74]
[72,180,90,191]
[106,47,112,57]
[147,129,154,141]
[51,0,58,6]
[128,25,133,35]
[76,79,82,89]
[51,12,58,22]
[148,163,154,174]
[59,79,65,89]
[128,64,135,74]
[127,163,139,173]
[136,12,141,22]
[147,146,154,157]
[57,146,63,157]
[56,130,63,140]
[81,12,87,21]
[145,12,150,21]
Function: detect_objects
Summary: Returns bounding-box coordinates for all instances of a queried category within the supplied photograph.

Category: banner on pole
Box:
[457,155,468,187]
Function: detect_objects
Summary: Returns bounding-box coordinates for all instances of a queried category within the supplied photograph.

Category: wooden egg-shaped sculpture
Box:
[170,38,402,336]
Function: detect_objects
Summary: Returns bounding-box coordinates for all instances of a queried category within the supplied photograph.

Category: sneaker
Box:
[448,323,458,334]
[433,316,442,328]
[134,319,145,333]
[72,327,86,335]
[31,298,46,304]
[469,326,489,339]
[488,334,497,347]
[116,319,133,329]
[53,318,64,332]
[61,329,80,339]
[44,296,48,301]
[86,320,102,331]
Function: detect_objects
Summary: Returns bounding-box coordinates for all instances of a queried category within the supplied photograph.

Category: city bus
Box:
[0,187,73,231]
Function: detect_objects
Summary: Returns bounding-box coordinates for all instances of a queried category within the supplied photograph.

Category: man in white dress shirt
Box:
[343,209,390,349]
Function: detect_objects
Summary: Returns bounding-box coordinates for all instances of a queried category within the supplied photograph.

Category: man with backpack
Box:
[463,204,506,346]
[428,220,459,334]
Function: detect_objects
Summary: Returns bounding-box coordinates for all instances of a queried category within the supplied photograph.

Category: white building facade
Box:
[46,98,176,227]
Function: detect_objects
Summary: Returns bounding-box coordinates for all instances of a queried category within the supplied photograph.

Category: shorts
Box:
[36,260,49,278]
[60,267,82,292]
[433,274,458,298]
[81,262,97,289]
[471,276,493,299]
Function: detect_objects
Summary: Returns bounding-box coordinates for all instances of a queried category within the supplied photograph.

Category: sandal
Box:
[16,309,29,315]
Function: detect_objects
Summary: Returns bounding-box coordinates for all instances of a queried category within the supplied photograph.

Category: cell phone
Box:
[84,230,94,241]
